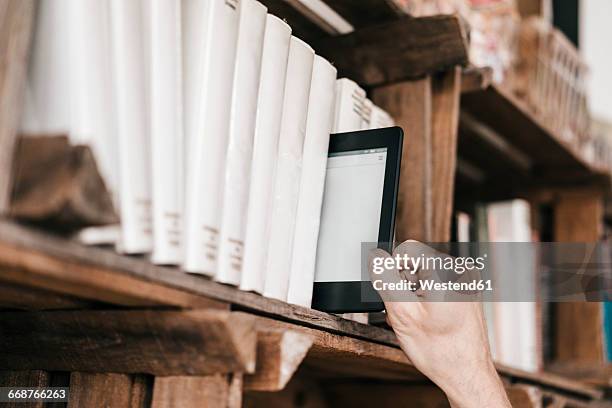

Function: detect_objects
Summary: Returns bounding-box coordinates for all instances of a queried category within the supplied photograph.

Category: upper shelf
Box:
[260,0,469,84]
[457,81,611,202]
[0,219,605,402]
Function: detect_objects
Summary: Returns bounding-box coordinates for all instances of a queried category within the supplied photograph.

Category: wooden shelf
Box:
[260,0,469,84]
[456,82,611,204]
[0,219,606,405]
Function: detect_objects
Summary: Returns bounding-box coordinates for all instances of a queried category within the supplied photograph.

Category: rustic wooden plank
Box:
[462,84,608,179]
[245,330,314,391]
[251,315,424,382]
[430,67,461,242]
[373,78,432,242]
[506,384,542,408]
[228,373,244,408]
[0,0,35,214]
[315,15,468,86]
[0,220,398,346]
[9,136,118,232]
[553,191,604,365]
[497,363,603,400]
[68,373,151,408]
[0,281,89,310]
[0,239,226,309]
[151,375,231,408]
[0,370,49,408]
[0,310,257,376]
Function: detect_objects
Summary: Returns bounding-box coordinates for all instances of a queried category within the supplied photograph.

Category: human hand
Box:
[370,241,510,408]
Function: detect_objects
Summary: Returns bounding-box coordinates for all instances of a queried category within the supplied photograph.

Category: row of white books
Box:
[21,0,394,308]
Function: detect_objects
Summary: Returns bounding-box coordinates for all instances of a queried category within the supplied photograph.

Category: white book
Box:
[287,55,337,307]
[22,0,120,246]
[487,199,538,372]
[333,78,366,133]
[216,0,267,285]
[263,36,315,301]
[110,0,153,254]
[240,15,292,293]
[150,0,183,264]
[292,0,353,34]
[369,104,395,129]
[361,98,373,130]
[183,0,240,275]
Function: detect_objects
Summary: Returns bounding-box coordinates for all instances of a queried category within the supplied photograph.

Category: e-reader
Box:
[312,127,403,312]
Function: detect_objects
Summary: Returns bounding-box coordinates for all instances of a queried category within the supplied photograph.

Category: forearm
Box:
[442,359,511,408]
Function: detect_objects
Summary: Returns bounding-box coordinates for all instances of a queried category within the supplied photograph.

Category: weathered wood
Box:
[245,330,314,391]
[0,310,257,376]
[462,84,607,177]
[0,239,226,309]
[0,281,89,310]
[322,383,449,407]
[0,220,398,346]
[315,15,468,86]
[553,191,604,364]
[430,67,461,242]
[244,372,329,408]
[373,78,432,242]
[151,375,231,408]
[228,373,244,408]
[252,315,424,382]
[0,0,36,214]
[10,136,117,232]
[0,370,49,408]
[68,373,151,408]
[506,384,542,408]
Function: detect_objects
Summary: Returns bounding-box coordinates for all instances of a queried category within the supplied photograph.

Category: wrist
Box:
[440,358,510,408]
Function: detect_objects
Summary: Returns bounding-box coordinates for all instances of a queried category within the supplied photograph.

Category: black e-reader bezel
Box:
[311,126,403,313]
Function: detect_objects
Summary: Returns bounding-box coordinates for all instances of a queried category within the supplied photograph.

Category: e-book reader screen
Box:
[315,148,388,283]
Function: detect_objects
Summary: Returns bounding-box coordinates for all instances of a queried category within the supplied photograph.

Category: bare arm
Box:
[371,241,511,408]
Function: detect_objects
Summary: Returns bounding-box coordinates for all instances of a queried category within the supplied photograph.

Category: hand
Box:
[370,241,511,408]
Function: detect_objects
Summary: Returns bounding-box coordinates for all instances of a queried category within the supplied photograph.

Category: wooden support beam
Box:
[553,191,605,364]
[68,373,150,408]
[461,66,493,93]
[315,15,468,86]
[373,78,432,242]
[245,330,314,391]
[0,310,257,376]
[0,0,36,214]
[430,67,462,242]
[151,374,242,408]
[0,370,49,408]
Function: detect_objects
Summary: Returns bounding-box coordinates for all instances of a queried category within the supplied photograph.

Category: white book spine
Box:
[240,15,292,293]
[361,98,373,130]
[21,0,72,136]
[369,105,395,129]
[333,78,366,133]
[216,0,267,284]
[110,0,153,253]
[183,0,240,275]
[263,36,315,301]
[287,55,337,307]
[150,0,183,264]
